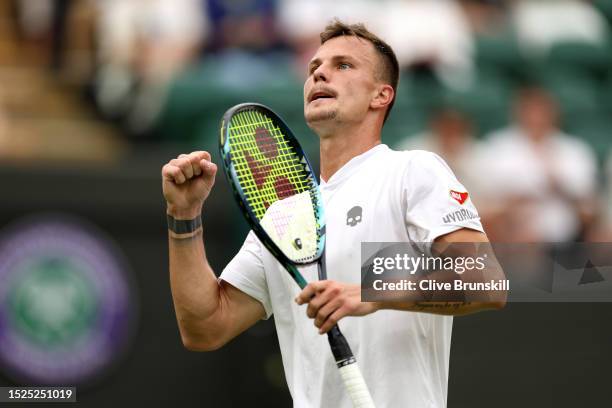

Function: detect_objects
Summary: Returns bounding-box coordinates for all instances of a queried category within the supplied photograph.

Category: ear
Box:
[370,84,394,111]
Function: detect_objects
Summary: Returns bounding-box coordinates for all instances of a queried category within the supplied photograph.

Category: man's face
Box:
[304,36,381,131]
[515,91,558,138]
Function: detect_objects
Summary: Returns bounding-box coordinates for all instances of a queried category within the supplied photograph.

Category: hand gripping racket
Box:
[219,103,375,408]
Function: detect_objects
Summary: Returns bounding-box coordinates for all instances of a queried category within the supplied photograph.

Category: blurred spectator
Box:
[459,0,509,37]
[278,0,376,40]
[205,0,280,53]
[479,87,599,242]
[278,0,379,75]
[512,0,610,57]
[380,0,475,90]
[93,0,208,135]
[12,0,89,72]
[13,0,52,66]
[396,106,488,200]
[279,0,474,89]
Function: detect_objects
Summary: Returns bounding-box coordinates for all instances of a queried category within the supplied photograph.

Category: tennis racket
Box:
[219,103,375,408]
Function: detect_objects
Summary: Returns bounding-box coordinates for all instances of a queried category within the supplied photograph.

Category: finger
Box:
[314,297,342,328]
[200,159,217,178]
[188,155,202,176]
[175,153,200,177]
[306,294,323,319]
[188,151,211,176]
[192,151,211,162]
[179,151,208,161]
[307,284,341,318]
[319,307,346,334]
[295,281,327,305]
[163,164,186,184]
[170,158,194,180]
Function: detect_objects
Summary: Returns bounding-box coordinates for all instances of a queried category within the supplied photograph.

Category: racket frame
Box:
[219,103,324,288]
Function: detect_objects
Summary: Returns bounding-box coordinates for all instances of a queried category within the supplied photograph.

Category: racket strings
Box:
[226,108,322,262]
[228,111,313,220]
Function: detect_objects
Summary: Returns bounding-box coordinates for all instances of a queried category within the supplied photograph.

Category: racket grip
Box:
[338,362,376,408]
[327,326,375,408]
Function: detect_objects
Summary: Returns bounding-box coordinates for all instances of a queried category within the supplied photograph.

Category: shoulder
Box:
[396,149,454,178]
[383,148,459,195]
[384,146,449,169]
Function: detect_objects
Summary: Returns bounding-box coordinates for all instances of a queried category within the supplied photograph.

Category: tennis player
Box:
[162,20,506,408]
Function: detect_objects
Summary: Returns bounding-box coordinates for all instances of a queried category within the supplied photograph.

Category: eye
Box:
[338,62,351,70]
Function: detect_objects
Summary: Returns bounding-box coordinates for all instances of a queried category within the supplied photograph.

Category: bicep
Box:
[432,228,490,259]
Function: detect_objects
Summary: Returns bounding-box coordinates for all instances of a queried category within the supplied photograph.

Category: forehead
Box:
[310,36,377,66]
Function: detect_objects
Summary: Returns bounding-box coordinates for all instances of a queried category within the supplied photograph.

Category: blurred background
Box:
[0,0,611,406]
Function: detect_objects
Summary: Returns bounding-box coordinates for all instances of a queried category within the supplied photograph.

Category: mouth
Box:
[308,89,336,103]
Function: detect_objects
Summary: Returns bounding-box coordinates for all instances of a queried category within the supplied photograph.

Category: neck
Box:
[318,121,382,181]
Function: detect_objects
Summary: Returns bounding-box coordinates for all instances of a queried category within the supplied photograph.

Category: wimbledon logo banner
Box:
[361,242,612,303]
[0,214,137,385]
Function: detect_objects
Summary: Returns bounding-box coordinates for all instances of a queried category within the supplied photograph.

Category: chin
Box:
[305,108,338,124]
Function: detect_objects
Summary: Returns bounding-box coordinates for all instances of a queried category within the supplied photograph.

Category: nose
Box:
[313,63,328,83]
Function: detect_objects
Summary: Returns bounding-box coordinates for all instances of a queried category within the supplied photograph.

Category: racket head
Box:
[219,103,325,268]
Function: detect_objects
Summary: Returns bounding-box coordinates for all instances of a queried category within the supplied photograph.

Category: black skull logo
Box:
[346,206,363,227]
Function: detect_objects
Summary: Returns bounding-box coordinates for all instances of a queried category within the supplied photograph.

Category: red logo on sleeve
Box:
[450,190,469,205]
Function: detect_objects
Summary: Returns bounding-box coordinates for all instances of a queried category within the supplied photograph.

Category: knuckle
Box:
[190,151,204,160]
[169,158,183,168]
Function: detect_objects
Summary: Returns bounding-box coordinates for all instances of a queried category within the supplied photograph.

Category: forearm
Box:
[168,226,224,346]
[162,151,258,350]
[370,267,507,316]
[374,300,504,316]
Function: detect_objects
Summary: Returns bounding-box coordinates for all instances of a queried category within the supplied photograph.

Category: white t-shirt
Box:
[221,145,483,408]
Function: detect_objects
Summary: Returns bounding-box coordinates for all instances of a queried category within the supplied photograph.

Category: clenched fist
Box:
[162,151,217,219]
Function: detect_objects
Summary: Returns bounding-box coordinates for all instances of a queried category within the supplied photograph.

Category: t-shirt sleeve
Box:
[219,231,273,319]
[403,151,484,243]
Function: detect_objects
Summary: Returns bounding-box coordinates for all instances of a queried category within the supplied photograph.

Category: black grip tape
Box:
[327,325,355,366]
